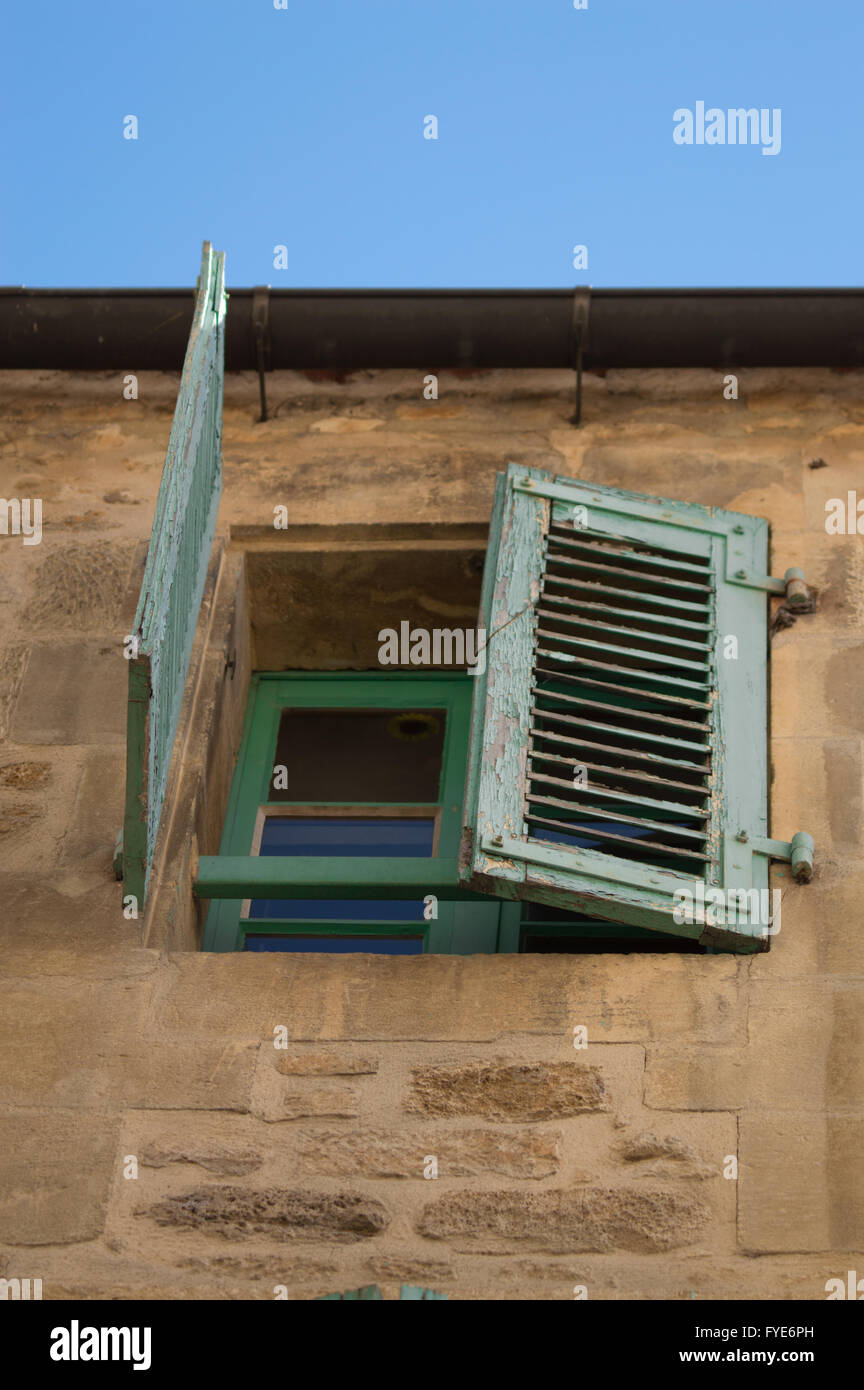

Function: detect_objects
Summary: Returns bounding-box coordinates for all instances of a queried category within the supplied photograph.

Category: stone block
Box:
[148,952,743,1044]
[143,1188,390,1242]
[771,636,864,740]
[417,1187,710,1254]
[12,642,125,744]
[60,748,125,867]
[273,1051,378,1076]
[739,1114,831,1253]
[407,1062,606,1121]
[0,1112,120,1244]
[23,544,132,632]
[294,1126,561,1179]
[0,644,28,741]
[0,877,156,976]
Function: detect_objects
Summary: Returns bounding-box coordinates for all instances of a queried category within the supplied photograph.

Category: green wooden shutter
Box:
[122,242,227,910]
[460,464,813,949]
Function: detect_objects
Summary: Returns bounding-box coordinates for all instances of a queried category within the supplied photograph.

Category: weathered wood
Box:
[195,855,466,900]
[122,242,226,909]
[460,464,782,946]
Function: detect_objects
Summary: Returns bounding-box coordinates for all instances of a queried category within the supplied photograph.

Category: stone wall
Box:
[0,365,862,1299]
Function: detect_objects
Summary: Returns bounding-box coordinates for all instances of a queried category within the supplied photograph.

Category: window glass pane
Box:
[271,708,446,802]
[258,816,435,857]
[244,935,424,954]
[247,898,426,922]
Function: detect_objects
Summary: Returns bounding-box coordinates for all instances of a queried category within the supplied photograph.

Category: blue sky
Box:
[2,1,860,287]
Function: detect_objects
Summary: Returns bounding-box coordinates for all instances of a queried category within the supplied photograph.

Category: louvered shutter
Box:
[460,464,802,949]
[122,242,227,909]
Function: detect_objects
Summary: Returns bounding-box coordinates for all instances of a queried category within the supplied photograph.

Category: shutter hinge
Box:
[727,564,812,609]
[728,830,815,883]
[113,829,124,880]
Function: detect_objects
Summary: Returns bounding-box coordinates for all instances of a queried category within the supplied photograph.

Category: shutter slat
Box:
[536,628,711,677]
[526,793,708,842]
[529,725,710,776]
[529,748,709,798]
[542,572,710,616]
[528,771,710,820]
[541,591,710,635]
[534,686,709,734]
[547,526,712,578]
[536,608,712,655]
[536,646,711,693]
[525,812,713,862]
[544,551,712,596]
[533,661,712,711]
[530,705,711,756]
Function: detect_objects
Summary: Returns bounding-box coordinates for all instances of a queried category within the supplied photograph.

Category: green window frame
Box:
[203,672,504,953]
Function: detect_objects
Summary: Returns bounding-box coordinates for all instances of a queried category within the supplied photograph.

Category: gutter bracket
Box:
[569,287,591,427]
[252,285,272,423]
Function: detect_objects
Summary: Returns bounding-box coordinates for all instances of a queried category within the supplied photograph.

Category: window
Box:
[203,673,504,953]
[196,467,815,953]
[123,331,813,954]
[203,670,707,954]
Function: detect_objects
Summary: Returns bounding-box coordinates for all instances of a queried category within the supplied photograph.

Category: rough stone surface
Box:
[11,642,125,744]
[23,544,131,631]
[139,1144,264,1176]
[0,644,28,741]
[616,1131,716,1180]
[0,1113,120,1245]
[252,1085,360,1123]
[0,760,50,789]
[294,1126,561,1179]
[407,1062,607,1120]
[417,1188,711,1253]
[273,1052,378,1076]
[60,748,125,868]
[143,1188,390,1242]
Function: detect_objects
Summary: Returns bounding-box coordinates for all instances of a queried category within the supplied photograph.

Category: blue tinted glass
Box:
[259,817,435,857]
[244,935,424,954]
[247,898,427,922]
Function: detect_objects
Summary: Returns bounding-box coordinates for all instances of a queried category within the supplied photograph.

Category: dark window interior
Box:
[517,901,706,953]
[270,708,446,802]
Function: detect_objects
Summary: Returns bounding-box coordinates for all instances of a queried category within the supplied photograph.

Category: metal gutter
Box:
[1,287,862,370]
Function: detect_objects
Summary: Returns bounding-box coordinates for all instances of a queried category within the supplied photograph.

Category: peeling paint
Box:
[462,464,775,948]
